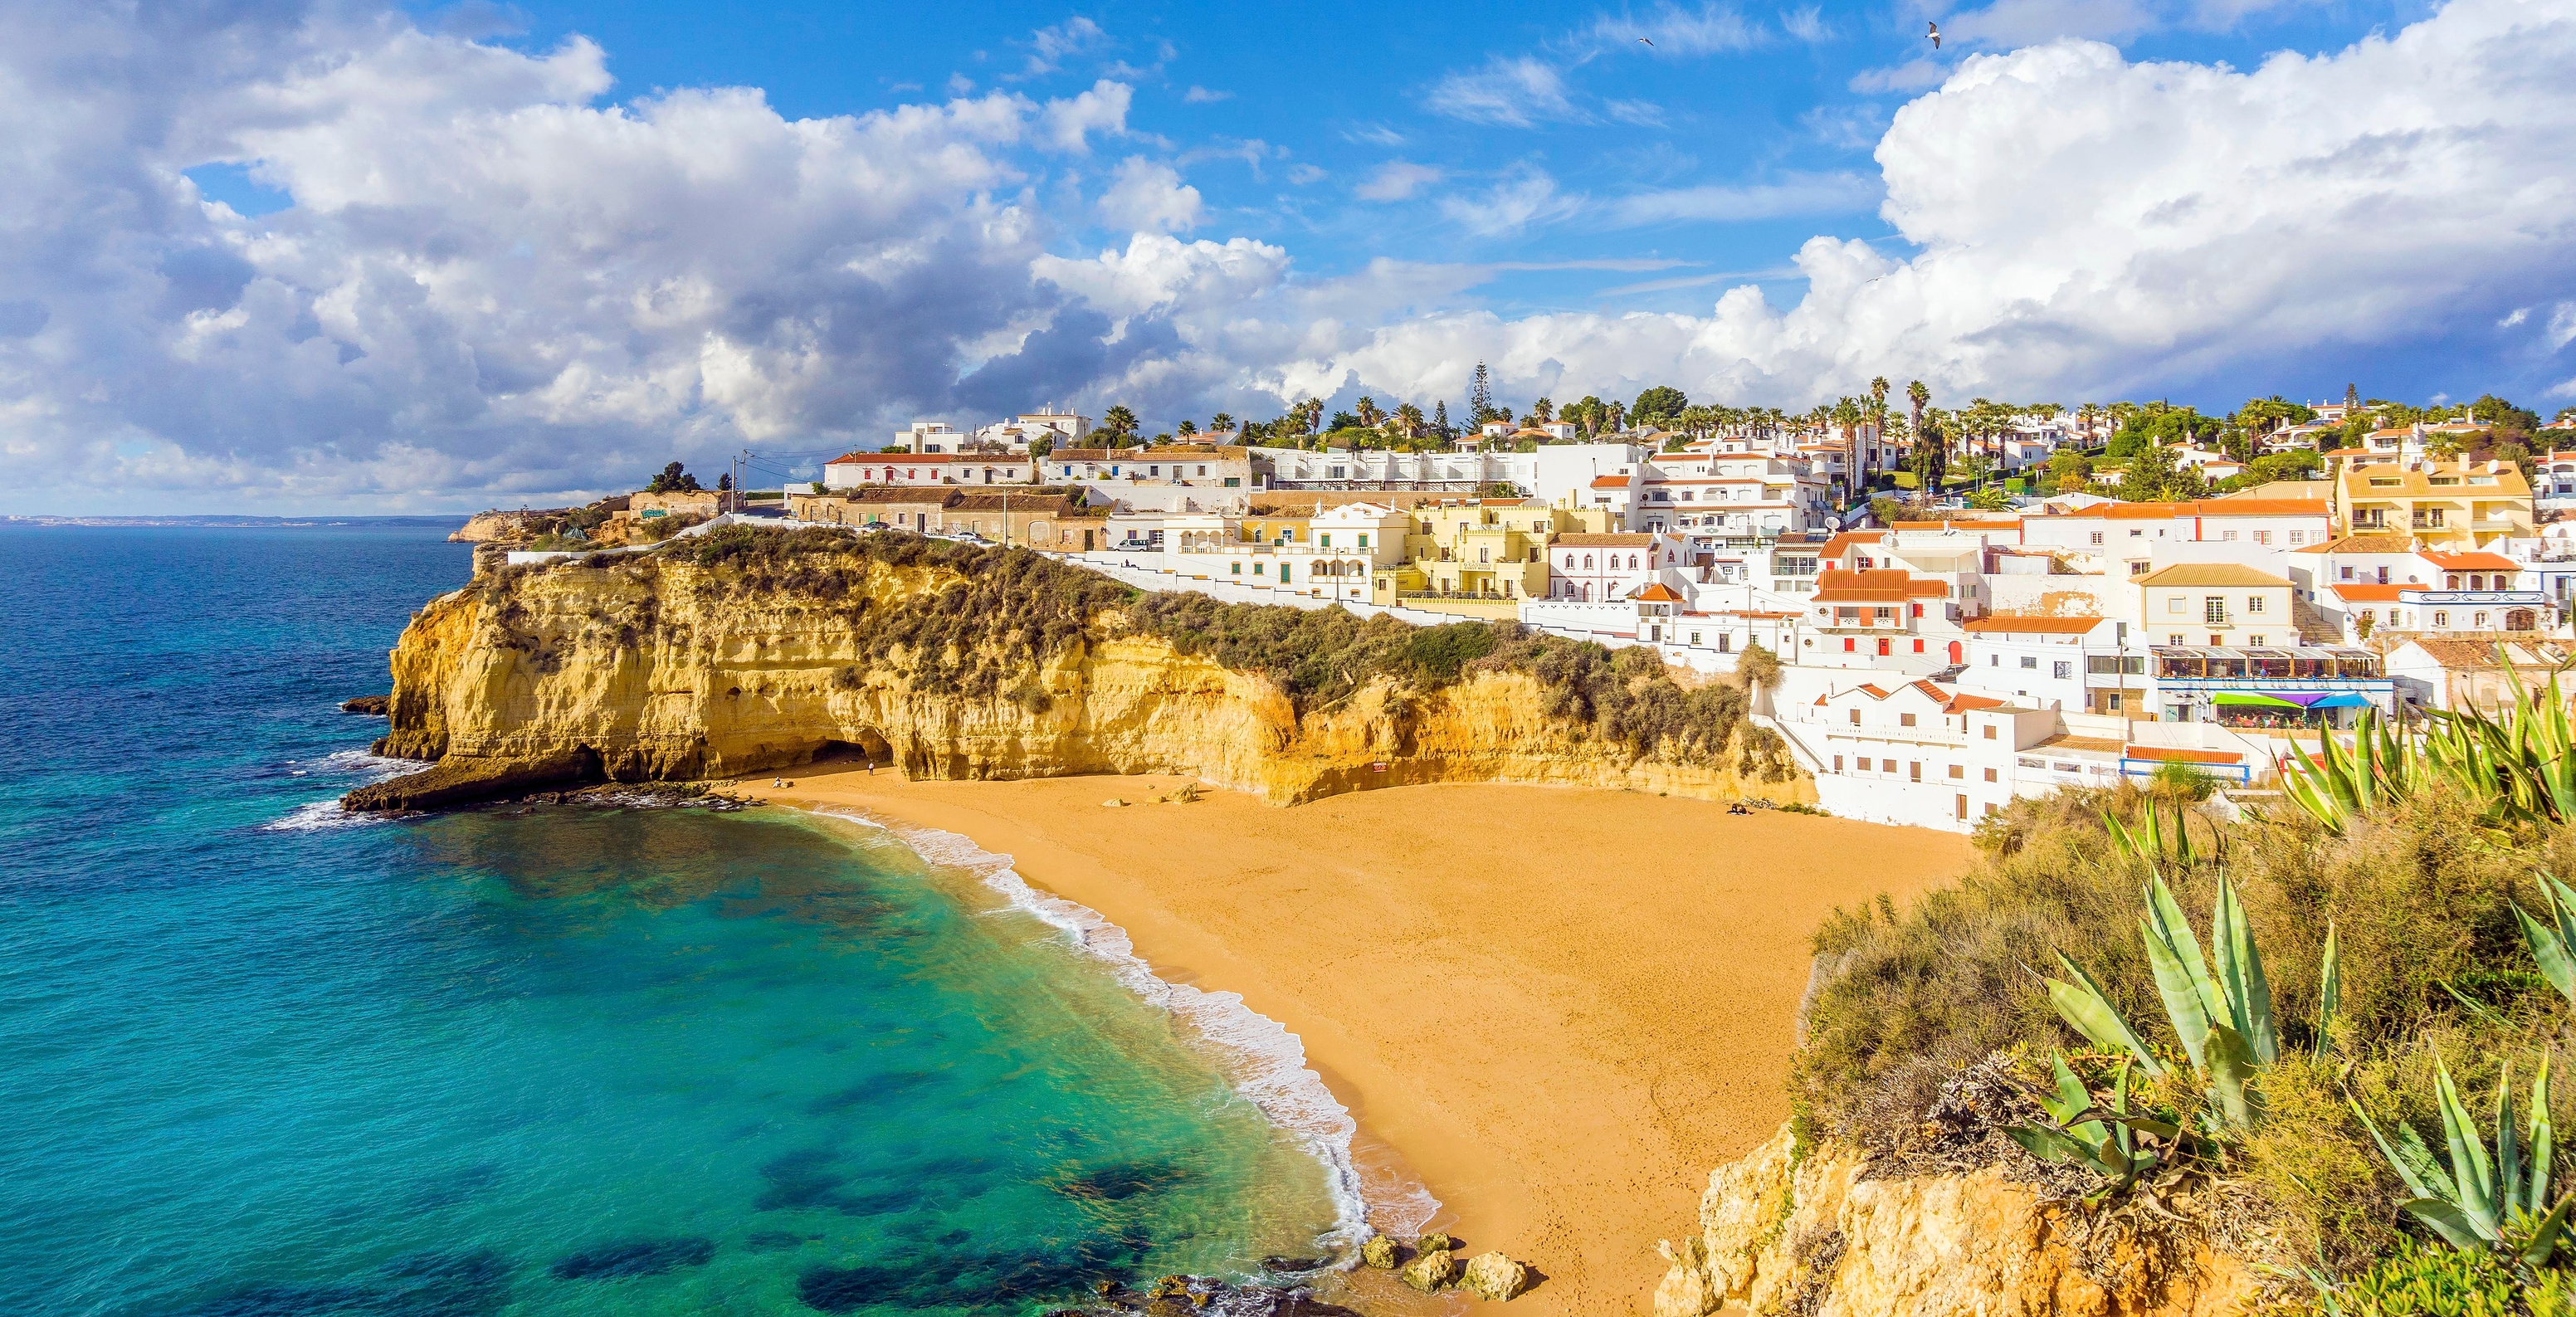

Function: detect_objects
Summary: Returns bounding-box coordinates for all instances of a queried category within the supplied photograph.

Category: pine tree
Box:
[1433,400,1450,437]
[1469,362,1493,424]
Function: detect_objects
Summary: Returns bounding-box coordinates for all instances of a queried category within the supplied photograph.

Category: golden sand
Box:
[742,768,1970,1315]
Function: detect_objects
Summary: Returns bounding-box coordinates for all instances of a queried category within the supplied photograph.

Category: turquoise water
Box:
[0,525,1347,1315]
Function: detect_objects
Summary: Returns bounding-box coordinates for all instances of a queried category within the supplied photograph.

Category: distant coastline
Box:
[1,514,471,529]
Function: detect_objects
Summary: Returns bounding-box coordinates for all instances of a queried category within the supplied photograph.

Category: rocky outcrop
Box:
[1651,1125,2256,1317]
[1359,1237,1398,1270]
[341,748,600,812]
[340,695,391,715]
[350,546,1803,811]
[1399,1250,1458,1293]
[1461,1251,1530,1302]
[451,509,568,544]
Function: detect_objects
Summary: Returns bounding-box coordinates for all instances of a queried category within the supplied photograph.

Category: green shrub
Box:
[2321,1237,2572,1316]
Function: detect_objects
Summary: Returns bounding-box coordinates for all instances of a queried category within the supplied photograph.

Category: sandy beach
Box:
[742,768,1970,1315]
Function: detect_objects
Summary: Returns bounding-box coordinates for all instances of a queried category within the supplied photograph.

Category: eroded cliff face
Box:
[355,550,1800,809]
[1651,1126,2255,1317]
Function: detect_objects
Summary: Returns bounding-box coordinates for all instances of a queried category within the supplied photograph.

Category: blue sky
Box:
[405,0,2447,329]
[2,0,2569,510]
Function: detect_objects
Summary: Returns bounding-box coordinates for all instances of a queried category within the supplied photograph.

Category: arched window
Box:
[1583,554,1593,568]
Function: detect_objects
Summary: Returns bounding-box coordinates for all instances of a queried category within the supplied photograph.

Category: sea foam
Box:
[809,807,1437,1256]
[261,749,414,831]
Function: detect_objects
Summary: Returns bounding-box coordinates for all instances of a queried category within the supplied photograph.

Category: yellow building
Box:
[1369,499,1572,603]
[2334,458,2533,547]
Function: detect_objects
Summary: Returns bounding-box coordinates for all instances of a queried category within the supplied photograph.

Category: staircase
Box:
[2290,594,2344,646]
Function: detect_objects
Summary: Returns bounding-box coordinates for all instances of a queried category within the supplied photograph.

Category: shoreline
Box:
[744,768,1971,1315]
[812,806,1398,1248]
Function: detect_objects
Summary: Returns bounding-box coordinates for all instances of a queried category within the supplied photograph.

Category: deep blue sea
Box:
[0,525,1349,1316]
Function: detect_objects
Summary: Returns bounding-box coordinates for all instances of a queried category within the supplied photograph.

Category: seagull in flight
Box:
[1925,21,1941,48]
[1637,37,1654,46]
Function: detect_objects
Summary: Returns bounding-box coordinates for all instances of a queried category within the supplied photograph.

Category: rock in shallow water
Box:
[1415,1232,1455,1253]
[1461,1251,1530,1301]
[1359,1236,1397,1269]
[339,695,390,715]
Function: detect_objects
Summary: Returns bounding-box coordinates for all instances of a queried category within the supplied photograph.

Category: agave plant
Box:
[2032,870,2337,1146]
[2282,676,2576,836]
[2515,871,2576,1007]
[2008,1051,2191,1204]
[2102,798,2226,872]
[2281,709,2421,837]
[2351,1053,2572,1267]
[2420,676,2576,831]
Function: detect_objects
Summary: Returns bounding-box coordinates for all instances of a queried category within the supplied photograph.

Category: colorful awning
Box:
[2213,691,2303,709]
[2308,693,2374,709]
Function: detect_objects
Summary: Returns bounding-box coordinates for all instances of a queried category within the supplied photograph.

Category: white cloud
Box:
[1437,167,1584,237]
[1309,0,2576,410]
[1041,79,1132,152]
[1286,163,1329,185]
[1423,56,1584,127]
[1778,7,1833,41]
[1182,85,1232,103]
[1017,17,1110,78]
[1848,59,1949,92]
[8,0,2576,510]
[1578,3,1765,55]
[1095,157,1204,233]
[1354,161,1445,202]
[1942,0,2161,46]
[1343,122,1407,146]
[1799,103,1888,150]
[1606,173,1881,226]
[1606,99,1669,127]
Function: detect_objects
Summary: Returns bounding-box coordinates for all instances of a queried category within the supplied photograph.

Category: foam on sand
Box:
[807,806,1432,1258]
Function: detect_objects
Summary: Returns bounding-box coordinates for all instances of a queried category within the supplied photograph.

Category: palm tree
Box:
[1209,412,1236,436]
[1354,396,1383,429]
[1101,405,1139,445]
[1530,397,1555,424]
[1906,380,1930,460]
[1831,396,1864,504]
[1867,376,1891,483]
[1393,402,1425,442]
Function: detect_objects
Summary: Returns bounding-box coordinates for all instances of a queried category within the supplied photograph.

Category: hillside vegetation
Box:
[1791,702,2576,1312]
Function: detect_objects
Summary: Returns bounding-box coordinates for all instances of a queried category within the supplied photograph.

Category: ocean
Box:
[0,524,1354,1316]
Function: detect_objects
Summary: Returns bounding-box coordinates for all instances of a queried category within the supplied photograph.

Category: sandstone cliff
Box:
[450,509,567,543]
[351,534,1804,810]
[1651,1125,2256,1317]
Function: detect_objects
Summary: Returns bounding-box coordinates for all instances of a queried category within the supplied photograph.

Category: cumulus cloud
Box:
[1181,85,1232,103]
[0,1,1177,508]
[1354,161,1445,202]
[1095,158,1205,232]
[5,0,2574,511]
[1312,0,2576,407]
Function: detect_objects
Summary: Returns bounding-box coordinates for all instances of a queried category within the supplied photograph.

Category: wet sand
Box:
[742,769,1970,1315]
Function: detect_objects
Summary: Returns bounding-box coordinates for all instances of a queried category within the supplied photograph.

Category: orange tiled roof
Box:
[2422,551,2520,572]
[1962,616,2107,634]
[2125,745,2246,765]
[1812,568,1917,603]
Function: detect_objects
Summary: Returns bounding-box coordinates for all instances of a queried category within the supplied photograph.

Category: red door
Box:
[1948,641,1964,663]
[1876,638,1891,656]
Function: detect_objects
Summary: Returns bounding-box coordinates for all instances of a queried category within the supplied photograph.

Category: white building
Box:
[822,451,1036,490]
[1544,532,1690,602]
[1783,678,2054,829]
